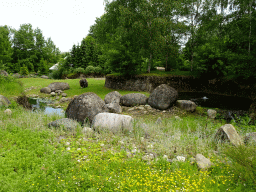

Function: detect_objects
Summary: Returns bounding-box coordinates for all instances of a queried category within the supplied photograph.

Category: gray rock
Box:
[65,92,109,125]
[207,109,217,119]
[48,118,81,131]
[61,93,67,97]
[41,75,49,79]
[55,90,63,95]
[148,84,178,110]
[0,70,8,77]
[105,102,122,114]
[47,82,70,92]
[176,100,197,112]
[120,93,148,106]
[195,154,213,170]
[50,92,56,96]
[40,87,51,94]
[79,78,88,88]
[59,97,71,103]
[104,91,122,104]
[244,132,256,145]
[92,112,134,134]
[0,95,11,107]
[214,124,244,146]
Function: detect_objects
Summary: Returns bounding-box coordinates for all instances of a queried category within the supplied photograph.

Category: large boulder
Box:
[120,93,148,106]
[176,100,197,112]
[148,84,178,110]
[79,78,88,88]
[0,95,11,107]
[214,124,244,146]
[47,82,70,92]
[40,87,51,94]
[104,91,122,104]
[48,118,81,131]
[65,92,109,125]
[91,112,134,134]
[0,70,8,77]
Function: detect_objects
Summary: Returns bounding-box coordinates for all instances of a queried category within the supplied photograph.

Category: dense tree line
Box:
[0,0,255,80]
[0,23,60,75]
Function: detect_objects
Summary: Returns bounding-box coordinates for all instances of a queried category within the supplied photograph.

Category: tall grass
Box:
[0,75,255,191]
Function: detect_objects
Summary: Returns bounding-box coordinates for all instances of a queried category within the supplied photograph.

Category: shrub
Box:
[94,66,102,74]
[85,65,95,74]
[19,65,29,75]
[74,67,86,74]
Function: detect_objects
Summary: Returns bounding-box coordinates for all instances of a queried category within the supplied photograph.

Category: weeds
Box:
[0,76,255,191]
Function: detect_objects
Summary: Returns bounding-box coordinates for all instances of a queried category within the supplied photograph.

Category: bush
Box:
[74,67,86,74]
[85,65,95,74]
[19,65,29,75]
[94,66,102,74]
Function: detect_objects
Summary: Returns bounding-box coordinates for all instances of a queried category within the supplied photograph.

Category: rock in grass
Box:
[214,124,244,146]
[0,95,11,107]
[48,118,81,131]
[195,154,213,170]
[91,112,134,134]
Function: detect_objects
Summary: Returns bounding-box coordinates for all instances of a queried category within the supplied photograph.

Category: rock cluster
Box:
[1,82,255,172]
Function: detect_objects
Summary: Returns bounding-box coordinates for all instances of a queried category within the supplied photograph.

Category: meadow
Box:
[0,75,255,192]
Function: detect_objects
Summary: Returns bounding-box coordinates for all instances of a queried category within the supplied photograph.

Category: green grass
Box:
[0,75,256,191]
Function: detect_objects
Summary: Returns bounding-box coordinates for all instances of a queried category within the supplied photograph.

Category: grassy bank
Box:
[0,76,256,191]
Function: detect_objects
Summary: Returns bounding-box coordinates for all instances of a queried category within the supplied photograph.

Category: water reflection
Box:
[28,98,65,117]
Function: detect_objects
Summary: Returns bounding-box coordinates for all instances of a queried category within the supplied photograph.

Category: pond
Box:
[178,92,252,111]
[28,97,65,117]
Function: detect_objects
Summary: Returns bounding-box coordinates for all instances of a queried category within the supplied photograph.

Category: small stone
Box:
[66,142,71,146]
[163,155,168,160]
[50,92,56,96]
[195,154,213,170]
[62,93,67,97]
[4,109,12,115]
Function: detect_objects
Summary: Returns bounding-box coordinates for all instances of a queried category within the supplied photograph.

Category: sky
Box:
[1,0,235,53]
[0,0,106,53]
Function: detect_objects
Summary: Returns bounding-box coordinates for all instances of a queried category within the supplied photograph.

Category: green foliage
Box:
[18,58,34,73]
[19,64,29,75]
[223,145,256,189]
[85,65,95,74]
[74,67,86,74]
[38,58,49,75]
[94,66,102,74]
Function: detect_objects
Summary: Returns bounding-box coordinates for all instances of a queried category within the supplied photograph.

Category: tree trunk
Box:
[248,1,252,56]
[165,54,168,71]
[147,53,152,73]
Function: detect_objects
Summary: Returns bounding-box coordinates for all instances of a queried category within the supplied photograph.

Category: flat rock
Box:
[47,82,70,92]
[40,87,51,94]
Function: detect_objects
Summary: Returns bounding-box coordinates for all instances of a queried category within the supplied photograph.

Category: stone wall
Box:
[105,74,256,102]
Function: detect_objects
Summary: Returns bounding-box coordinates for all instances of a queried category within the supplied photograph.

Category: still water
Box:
[28,98,65,117]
